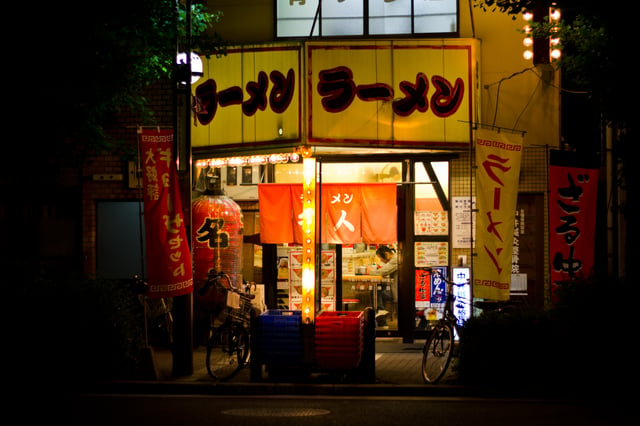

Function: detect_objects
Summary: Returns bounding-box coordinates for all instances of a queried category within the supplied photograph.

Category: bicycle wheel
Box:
[206,324,249,380]
[422,321,454,384]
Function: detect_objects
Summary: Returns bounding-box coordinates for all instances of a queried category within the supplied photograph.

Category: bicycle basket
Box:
[227,292,253,325]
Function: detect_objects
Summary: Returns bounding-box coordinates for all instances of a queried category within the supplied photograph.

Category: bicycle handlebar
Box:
[198,270,229,296]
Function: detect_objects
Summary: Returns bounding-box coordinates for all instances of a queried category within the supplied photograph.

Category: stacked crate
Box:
[315,311,364,370]
[258,310,303,366]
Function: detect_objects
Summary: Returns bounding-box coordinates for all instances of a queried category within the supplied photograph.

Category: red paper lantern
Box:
[192,192,244,310]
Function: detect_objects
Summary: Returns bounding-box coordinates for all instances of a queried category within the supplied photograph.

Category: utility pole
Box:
[173,0,194,377]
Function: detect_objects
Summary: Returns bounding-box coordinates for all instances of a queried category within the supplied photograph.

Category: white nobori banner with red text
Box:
[474,128,523,300]
[139,128,193,298]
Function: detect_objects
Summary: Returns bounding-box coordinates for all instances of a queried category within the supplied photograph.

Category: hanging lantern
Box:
[192,172,244,310]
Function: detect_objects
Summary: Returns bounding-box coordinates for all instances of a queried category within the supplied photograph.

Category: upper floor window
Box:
[277,0,458,38]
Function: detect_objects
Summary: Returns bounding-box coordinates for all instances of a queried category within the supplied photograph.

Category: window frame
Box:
[275,0,460,39]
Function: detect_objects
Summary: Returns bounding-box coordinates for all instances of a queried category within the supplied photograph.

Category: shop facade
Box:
[189,38,549,341]
[81,4,558,344]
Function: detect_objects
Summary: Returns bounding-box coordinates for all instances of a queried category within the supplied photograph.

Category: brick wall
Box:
[82,79,175,277]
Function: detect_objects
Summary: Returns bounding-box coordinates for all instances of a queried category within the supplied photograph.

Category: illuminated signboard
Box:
[192,39,477,150]
[307,40,477,148]
[191,44,303,149]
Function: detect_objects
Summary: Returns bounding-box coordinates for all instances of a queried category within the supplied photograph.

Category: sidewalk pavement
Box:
[159,337,432,385]
[94,338,481,397]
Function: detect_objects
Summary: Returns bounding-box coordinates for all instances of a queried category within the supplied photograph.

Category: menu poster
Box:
[289,249,336,311]
[415,211,448,235]
[414,242,448,266]
[277,256,289,280]
[415,269,430,308]
[452,196,476,248]
[430,266,448,304]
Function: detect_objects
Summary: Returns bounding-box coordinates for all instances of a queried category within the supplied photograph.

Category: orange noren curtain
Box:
[258,184,295,243]
[259,183,397,244]
[361,184,397,244]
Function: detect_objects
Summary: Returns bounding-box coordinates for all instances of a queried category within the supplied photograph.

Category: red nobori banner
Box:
[139,128,193,298]
[549,150,599,296]
[258,183,396,244]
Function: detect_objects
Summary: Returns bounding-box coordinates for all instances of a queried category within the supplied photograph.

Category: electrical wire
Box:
[513,78,541,129]
[484,67,535,127]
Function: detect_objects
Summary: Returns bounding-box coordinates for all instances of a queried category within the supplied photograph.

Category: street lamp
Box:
[176,52,204,85]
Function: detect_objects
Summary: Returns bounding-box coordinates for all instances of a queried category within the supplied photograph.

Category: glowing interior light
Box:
[303,208,313,225]
[550,49,562,59]
[523,50,534,60]
[523,37,533,47]
[523,12,533,21]
[303,161,315,187]
[550,9,561,21]
[302,268,314,291]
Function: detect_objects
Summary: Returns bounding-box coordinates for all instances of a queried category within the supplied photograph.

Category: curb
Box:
[79,380,482,397]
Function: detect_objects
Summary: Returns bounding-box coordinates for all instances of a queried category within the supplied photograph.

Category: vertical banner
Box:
[415,269,431,306]
[549,150,599,296]
[140,128,193,298]
[474,128,523,300]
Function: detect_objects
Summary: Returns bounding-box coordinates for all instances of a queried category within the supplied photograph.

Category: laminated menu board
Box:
[414,241,448,266]
[415,210,448,236]
[289,249,336,311]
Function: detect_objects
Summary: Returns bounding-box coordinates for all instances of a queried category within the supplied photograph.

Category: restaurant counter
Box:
[341,274,383,311]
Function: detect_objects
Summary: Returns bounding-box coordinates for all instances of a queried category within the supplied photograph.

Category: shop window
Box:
[413,160,450,332]
[269,161,400,330]
[273,161,402,183]
[276,0,459,38]
[415,161,448,211]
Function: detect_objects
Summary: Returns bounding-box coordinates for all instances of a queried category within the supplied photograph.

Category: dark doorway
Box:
[96,201,146,279]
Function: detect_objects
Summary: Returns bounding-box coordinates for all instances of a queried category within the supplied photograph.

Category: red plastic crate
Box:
[315,311,364,370]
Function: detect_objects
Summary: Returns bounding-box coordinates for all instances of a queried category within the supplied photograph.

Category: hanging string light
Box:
[522,5,562,64]
[195,151,301,168]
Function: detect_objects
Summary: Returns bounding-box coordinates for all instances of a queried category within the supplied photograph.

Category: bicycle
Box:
[421,267,467,384]
[421,268,525,384]
[200,270,254,381]
[133,275,174,348]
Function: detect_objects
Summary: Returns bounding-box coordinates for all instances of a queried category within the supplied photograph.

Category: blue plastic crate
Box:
[259,310,302,328]
[258,310,304,366]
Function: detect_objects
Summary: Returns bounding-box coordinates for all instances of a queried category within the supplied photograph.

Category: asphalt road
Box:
[55,393,632,426]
